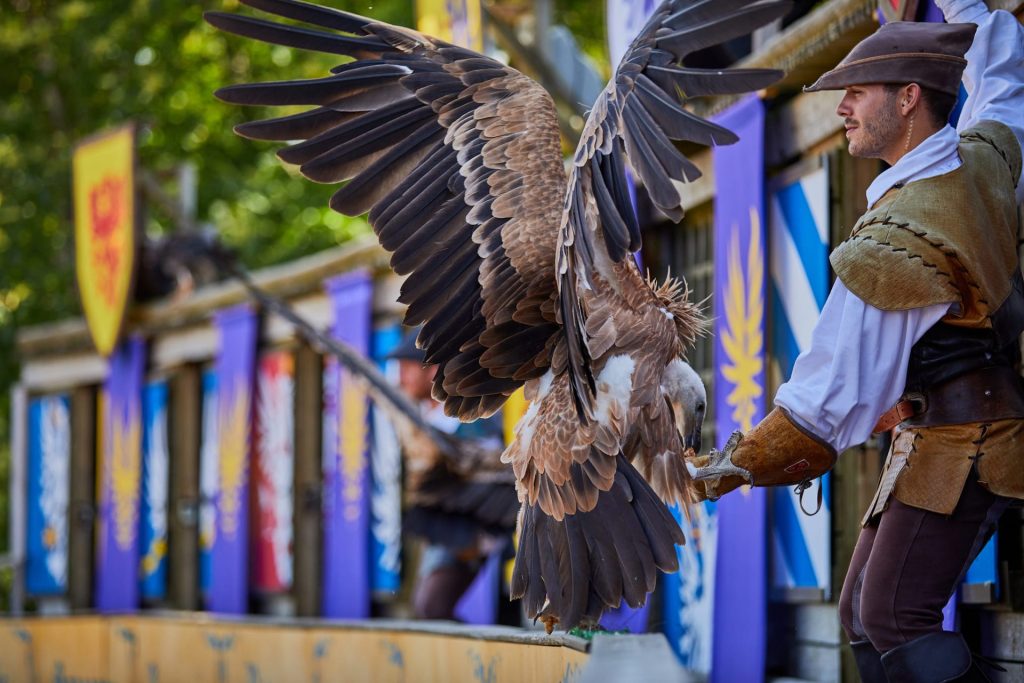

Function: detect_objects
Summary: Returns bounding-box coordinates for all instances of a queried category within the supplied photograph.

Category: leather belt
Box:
[872,398,922,434]
[872,366,1024,434]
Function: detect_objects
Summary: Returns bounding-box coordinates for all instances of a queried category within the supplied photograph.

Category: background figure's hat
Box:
[804,21,977,95]
[386,326,426,362]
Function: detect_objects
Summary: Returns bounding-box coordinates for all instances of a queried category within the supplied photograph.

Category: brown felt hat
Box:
[804,21,977,95]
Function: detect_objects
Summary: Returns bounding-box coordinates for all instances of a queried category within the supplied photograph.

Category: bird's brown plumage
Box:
[208,0,788,630]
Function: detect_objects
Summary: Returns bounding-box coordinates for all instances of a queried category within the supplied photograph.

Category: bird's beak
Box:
[684,426,701,453]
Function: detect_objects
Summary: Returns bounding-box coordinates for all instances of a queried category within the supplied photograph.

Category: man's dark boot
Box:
[851,640,887,683]
[880,631,991,683]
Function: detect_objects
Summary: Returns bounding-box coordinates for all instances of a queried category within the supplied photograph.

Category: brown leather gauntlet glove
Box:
[686,408,837,501]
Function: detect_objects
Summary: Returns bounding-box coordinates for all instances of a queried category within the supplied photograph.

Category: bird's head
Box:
[663,357,706,453]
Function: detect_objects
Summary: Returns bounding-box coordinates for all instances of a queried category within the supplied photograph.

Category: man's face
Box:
[836,84,903,159]
[399,360,437,403]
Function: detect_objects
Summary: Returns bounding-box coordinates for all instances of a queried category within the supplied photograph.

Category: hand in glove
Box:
[686,408,837,502]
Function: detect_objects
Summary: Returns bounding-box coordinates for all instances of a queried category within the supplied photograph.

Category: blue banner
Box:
[26,394,71,596]
[768,164,833,598]
[322,270,373,618]
[140,378,170,601]
[208,304,259,614]
[95,335,146,612]
[199,369,218,600]
[711,95,768,683]
[664,503,717,671]
[371,324,403,596]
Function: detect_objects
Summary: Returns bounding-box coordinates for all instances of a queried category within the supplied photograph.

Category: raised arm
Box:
[937,0,1024,199]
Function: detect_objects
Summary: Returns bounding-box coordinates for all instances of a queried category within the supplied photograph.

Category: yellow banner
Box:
[416,0,483,51]
[73,124,136,357]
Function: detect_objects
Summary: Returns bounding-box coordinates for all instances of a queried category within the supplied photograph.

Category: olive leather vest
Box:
[830,121,1024,517]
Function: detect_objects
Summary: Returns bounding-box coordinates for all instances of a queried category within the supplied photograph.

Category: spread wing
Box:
[207,0,566,422]
[557,0,789,418]
[507,0,789,629]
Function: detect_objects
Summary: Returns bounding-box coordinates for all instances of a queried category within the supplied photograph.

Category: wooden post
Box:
[829,148,886,682]
[68,385,96,610]
[292,343,323,617]
[168,364,201,610]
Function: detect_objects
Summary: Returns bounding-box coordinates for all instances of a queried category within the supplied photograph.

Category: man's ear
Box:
[902,83,922,115]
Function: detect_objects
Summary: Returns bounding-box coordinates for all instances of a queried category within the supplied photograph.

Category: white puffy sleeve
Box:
[773,282,949,452]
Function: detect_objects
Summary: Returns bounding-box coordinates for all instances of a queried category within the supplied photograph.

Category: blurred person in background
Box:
[388,329,518,621]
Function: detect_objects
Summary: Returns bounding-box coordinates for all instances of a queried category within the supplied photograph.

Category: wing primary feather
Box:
[371,156,459,239]
[646,64,784,99]
[234,106,359,141]
[277,97,422,166]
[240,0,375,34]
[204,11,386,56]
[369,140,455,227]
[663,0,772,27]
[657,1,793,58]
[620,106,689,216]
[388,200,471,275]
[214,66,410,106]
[632,74,739,145]
[602,140,641,251]
[299,104,436,182]
[590,154,632,262]
[328,120,444,213]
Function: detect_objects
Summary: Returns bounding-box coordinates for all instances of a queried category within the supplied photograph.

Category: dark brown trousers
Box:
[839,468,1011,653]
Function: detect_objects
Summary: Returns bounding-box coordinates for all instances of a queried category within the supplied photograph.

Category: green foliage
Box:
[554,0,610,75]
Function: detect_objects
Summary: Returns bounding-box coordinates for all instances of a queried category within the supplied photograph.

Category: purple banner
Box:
[95,335,146,612]
[208,304,259,614]
[454,549,503,625]
[322,270,373,618]
[711,95,768,683]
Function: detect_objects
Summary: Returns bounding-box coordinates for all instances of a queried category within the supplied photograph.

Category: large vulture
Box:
[207,0,787,631]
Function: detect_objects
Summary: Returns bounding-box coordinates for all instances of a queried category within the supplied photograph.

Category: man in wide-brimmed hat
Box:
[690,2,1024,680]
[387,329,516,622]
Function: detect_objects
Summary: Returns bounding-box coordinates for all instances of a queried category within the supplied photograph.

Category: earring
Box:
[904,113,915,154]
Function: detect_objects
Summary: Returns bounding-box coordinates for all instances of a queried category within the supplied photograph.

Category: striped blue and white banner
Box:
[371,324,403,596]
[768,162,832,597]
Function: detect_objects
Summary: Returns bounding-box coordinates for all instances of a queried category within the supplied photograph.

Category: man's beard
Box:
[848,98,901,159]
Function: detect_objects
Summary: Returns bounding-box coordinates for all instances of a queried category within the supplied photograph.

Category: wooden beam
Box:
[21,353,107,393]
[17,236,390,359]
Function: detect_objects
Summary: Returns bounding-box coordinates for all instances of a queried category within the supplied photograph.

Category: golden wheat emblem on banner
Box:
[721,207,765,434]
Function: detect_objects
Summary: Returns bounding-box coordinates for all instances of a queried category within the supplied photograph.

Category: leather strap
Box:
[873,398,921,434]
[873,366,1024,434]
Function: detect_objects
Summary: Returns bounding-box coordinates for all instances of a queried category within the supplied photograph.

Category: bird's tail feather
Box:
[511,454,685,630]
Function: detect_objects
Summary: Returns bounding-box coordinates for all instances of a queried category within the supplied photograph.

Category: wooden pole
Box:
[168,364,201,610]
[292,343,323,617]
[68,385,96,610]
